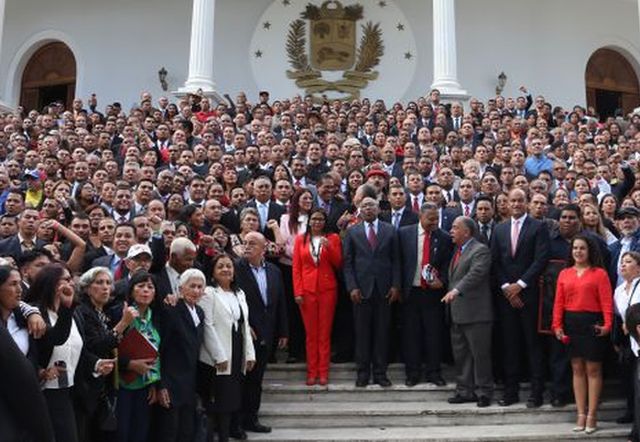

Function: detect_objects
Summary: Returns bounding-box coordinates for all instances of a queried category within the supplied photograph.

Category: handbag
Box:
[97,393,117,432]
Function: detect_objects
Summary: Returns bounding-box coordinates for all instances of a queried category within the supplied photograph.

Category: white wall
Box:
[1,0,639,109]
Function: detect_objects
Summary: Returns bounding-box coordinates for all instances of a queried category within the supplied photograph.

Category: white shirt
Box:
[413,224,428,287]
[219,290,241,331]
[165,264,181,296]
[614,277,640,356]
[185,303,201,327]
[43,312,83,390]
[618,237,633,286]
[7,312,29,355]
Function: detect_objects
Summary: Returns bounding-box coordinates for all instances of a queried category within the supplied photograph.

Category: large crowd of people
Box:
[2,86,640,442]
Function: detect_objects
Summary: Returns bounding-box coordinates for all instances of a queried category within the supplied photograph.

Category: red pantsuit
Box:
[292,232,343,379]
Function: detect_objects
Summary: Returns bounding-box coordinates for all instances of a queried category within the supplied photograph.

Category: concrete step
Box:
[259,400,626,428]
[247,422,630,441]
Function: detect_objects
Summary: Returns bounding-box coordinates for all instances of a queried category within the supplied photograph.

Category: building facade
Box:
[2,0,640,117]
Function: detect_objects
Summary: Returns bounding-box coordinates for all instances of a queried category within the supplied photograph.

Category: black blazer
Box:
[245,200,286,241]
[0,235,46,260]
[152,267,174,303]
[379,209,419,228]
[234,258,288,348]
[398,225,453,294]
[314,197,350,233]
[490,216,550,294]
[159,300,204,407]
[92,255,130,282]
[342,221,401,298]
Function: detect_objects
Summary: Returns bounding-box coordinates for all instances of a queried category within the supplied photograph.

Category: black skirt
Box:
[209,317,245,413]
[564,311,609,362]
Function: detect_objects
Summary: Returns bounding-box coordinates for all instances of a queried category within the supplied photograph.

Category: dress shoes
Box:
[374,376,392,387]
[525,395,543,408]
[447,394,477,404]
[550,397,566,408]
[244,420,271,433]
[318,377,328,386]
[616,412,633,424]
[497,395,519,407]
[355,376,369,388]
[476,396,491,408]
[425,375,446,387]
[405,377,419,387]
[229,428,247,440]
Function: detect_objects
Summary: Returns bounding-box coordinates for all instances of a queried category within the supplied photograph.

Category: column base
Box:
[0,100,14,113]
[430,79,469,102]
[173,82,224,105]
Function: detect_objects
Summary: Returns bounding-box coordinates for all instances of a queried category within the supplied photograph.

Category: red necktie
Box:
[367,223,377,249]
[452,246,461,268]
[420,231,431,288]
[412,196,420,213]
[114,260,125,281]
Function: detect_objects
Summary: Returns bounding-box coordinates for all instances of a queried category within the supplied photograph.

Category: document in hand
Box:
[118,328,158,383]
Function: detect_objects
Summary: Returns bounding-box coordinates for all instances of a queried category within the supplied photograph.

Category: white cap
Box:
[126,244,152,260]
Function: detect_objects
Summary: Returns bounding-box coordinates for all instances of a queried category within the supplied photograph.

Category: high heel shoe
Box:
[306,377,317,386]
[572,413,586,432]
[585,414,598,434]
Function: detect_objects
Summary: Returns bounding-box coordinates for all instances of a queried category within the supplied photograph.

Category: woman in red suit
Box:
[552,234,613,435]
[292,208,343,386]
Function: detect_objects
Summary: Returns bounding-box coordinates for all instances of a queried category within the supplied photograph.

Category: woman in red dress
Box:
[553,234,613,434]
[292,208,343,386]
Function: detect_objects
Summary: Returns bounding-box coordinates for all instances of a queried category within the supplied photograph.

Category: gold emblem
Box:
[286,1,384,101]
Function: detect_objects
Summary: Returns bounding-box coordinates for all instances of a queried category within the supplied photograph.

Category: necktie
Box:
[481,224,489,242]
[452,246,462,268]
[259,203,267,230]
[118,215,126,224]
[367,223,377,249]
[412,196,420,213]
[114,260,125,281]
[295,180,302,188]
[464,205,470,217]
[421,231,431,288]
[511,219,520,257]
[393,212,401,230]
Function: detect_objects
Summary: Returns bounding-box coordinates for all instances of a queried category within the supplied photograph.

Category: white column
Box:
[176,0,221,101]
[430,0,468,101]
[0,0,11,111]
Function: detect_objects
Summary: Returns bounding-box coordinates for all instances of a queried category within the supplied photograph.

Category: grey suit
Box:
[447,238,494,398]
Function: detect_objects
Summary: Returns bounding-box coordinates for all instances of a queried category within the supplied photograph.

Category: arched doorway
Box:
[20,42,76,112]
[585,48,640,120]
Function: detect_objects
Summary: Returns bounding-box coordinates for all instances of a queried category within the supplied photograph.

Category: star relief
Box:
[263,21,271,30]
[404,51,412,60]
[282,0,291,5]
[255,50,263,58]
[378,0,387,7]
[397,23,405,31]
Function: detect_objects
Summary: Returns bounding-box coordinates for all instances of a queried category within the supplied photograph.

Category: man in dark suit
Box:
[443,217,494,407]
[152,238,198,302]
[398,202,453,387]
[234,232,288,435]
[343,197,401,387]
[245,175,285,242]
[491,188,549,407]
[609,207,640,287]
[0,208,44,260]
[156,273,205,442]
[380,184,419,230]
[473,195,496,245]
[314,174,349,233]
[92,223,137,282]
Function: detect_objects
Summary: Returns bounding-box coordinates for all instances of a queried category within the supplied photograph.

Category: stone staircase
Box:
[248,363,631,441]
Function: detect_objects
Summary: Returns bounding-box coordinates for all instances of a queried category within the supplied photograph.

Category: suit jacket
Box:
[0,235,46,260]
[292,233,342,296]
[398,225,453,294]
[342,221,401,298]
[379,208,419,229]
[491,216,550,294]
[198,286,255,375]
[246,199,286,241]
[315,197,350,233]
[447,238,493,324]
[152,267,174,302]
[92,255,129,281]
[441,207,458,233]
[609,229,640,280]
[159,300,204,406]
[234,258,289,348]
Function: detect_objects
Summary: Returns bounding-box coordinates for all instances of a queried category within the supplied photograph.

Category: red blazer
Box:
[292,233,343,297]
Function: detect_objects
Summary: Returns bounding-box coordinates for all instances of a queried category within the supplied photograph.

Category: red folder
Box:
[118,328,158,383]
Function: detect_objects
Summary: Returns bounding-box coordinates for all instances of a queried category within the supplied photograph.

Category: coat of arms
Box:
[286,1,384,101]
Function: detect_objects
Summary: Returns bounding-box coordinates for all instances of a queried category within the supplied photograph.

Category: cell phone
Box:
[54,361,69,388]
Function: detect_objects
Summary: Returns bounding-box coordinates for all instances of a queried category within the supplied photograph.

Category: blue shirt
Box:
[524,155,553,177]
[250,261,269,306]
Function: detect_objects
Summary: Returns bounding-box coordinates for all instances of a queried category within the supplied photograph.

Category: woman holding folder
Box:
[112,271,162,442]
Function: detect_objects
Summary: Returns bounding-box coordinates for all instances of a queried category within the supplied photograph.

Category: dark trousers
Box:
[353,286,390,379]
[240,341,271,424]
[631,357,640,442]
[279,263,305,360]
[547,335,572,400]
[44,388,79,442]
[156,402,196,442]
[403,287,445,378]
[116,387,151,442]
[450,321,493,398]
[498,294,544,398]
[331,277,354,361]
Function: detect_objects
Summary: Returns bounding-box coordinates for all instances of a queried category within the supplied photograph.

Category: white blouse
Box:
[43,310,83,390]
[219,290,241,331]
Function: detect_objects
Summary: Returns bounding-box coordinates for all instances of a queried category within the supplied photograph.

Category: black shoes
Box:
[497,395,519,407]
[526,395,543,409]
[405,377,419,387]
[448,394,478,404]
[477,396,491,408]
[550,397,567,408]
[374,376,392,387]
[616,412,634,424]
[229,428,247,440]
[355,375,369,388]
[244,420,271,433]
[426,375,447,386]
